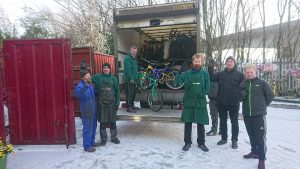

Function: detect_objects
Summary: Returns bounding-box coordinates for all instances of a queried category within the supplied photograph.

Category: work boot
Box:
[198,144,209,152]
[258,160,265,169]
[84,147,96,152]
[126,107,136,113]
[92,142,101,147]
[206,130,217,136]
[217,139,227,145]
[131,106,140,110]
[243,152,259,159]
[100,129,107,146]
[110,129,120,144]
[182,144,191,151]
[232,140,238,149]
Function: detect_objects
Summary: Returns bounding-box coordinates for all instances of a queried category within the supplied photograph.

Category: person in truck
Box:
[74,64,97,152]
[241,63,274,169]
[176,53,210,152]
[92,63,120,146]
[123,45,139,113]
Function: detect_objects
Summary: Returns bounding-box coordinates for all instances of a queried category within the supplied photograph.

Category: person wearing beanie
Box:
[123,45,139,112]
[175,53,210,152]
[92,63,120,146]
[75,64,97,153]
[209,56,245,149]
[241,63,273,169]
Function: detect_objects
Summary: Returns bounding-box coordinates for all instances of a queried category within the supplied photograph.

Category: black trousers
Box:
[125,82,136,108]
[218,104,239,141]
[100,122,117,129]
[184,122,205,145]
[243,115,267,160]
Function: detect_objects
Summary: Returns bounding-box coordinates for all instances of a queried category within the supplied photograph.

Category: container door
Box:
[0,48,5,143]
[3,39,75,145]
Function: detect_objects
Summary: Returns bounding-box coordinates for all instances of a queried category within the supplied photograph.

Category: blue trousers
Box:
[82,111,97,149]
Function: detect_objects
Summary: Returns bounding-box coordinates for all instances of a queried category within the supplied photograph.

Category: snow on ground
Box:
[7,106,300,169]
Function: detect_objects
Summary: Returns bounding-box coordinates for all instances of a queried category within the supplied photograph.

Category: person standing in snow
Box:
[74,62,97,152]
[176,53,210,152]
[206,60,220,136]
[241,63,274,169]
[92,63,120,146]
[209,56,244,149]
[123,45,139,113]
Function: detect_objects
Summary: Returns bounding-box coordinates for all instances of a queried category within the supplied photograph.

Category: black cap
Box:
[102,63,111,70]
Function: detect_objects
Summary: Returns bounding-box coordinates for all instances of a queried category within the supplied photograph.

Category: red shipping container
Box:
[0,47,5,143]
[3,39,75,145]
[94,52,115,74]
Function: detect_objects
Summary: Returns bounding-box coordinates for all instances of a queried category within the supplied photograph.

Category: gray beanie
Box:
[225,56,236,63]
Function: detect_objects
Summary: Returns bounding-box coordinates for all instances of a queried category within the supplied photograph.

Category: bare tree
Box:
[277,0,289,59]
[258,0,266,63]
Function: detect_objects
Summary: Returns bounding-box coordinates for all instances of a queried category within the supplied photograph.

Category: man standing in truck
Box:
[123,45,139,113]
[176,53,210,152]
[92,63,120,146]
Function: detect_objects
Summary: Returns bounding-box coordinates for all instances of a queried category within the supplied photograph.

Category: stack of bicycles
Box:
[136,58,185,111]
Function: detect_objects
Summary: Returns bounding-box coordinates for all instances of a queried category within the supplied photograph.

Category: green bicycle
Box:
[137,72,163,111]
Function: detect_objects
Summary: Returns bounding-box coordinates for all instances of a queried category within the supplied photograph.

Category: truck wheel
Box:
[140,101,150,108]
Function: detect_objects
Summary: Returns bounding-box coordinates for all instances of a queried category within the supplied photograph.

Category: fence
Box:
[235,58,300,96]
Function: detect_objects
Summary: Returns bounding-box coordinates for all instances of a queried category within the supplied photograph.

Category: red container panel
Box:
[94,53,115,74]
[0,48,5,142]
[3,39,75,145]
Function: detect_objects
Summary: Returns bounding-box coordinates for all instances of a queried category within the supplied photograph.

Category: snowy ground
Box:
[6,106,300,169]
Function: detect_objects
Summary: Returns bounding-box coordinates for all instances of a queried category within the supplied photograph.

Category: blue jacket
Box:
[74,80,96,117]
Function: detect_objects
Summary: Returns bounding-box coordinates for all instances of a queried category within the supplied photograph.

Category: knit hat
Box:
[102,63,111,70]
[225,56,236,63]
[80,69,89,78]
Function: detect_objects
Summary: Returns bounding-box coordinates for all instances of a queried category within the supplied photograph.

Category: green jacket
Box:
[92,73,120,106]
[123,53,138,82]
[176,69,210,124]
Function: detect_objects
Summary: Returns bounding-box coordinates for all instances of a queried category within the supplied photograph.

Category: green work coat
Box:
[92,73,120,123]
[176,69,210,124]
[123,53,138,82]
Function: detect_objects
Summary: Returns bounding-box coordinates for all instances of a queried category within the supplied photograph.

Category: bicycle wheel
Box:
[281,69,289,78]
[147,88,163,111]
[165,71,184,90]
[139,74,151,89]
[292,67,300,79]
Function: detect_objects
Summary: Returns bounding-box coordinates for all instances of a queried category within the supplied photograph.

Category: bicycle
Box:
[281,59,300,79]
[137,72,163,111]
[140,58,184,90]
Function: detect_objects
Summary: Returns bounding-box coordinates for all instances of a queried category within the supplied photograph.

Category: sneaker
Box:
[126,107,136,113]
[217,139,227,145]
[232,140,238,149]
[258,160,265,169]
[243,152,259,159]
[84,147,96,152]
[182,144,191,151]
[100,141,107,146]
[111,138,120,144]
[198,144,209,152]
[92,142,101,147]
[206,130,217,136]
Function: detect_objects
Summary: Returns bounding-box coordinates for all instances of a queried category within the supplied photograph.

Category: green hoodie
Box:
[123,53,138,82]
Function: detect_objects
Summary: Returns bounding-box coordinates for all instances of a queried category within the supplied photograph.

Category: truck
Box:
[113,1,203,121]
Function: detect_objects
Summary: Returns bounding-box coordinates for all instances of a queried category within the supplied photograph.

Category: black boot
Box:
[100,129,107,146]
[110,129,120,144]
[182,144,191,151]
